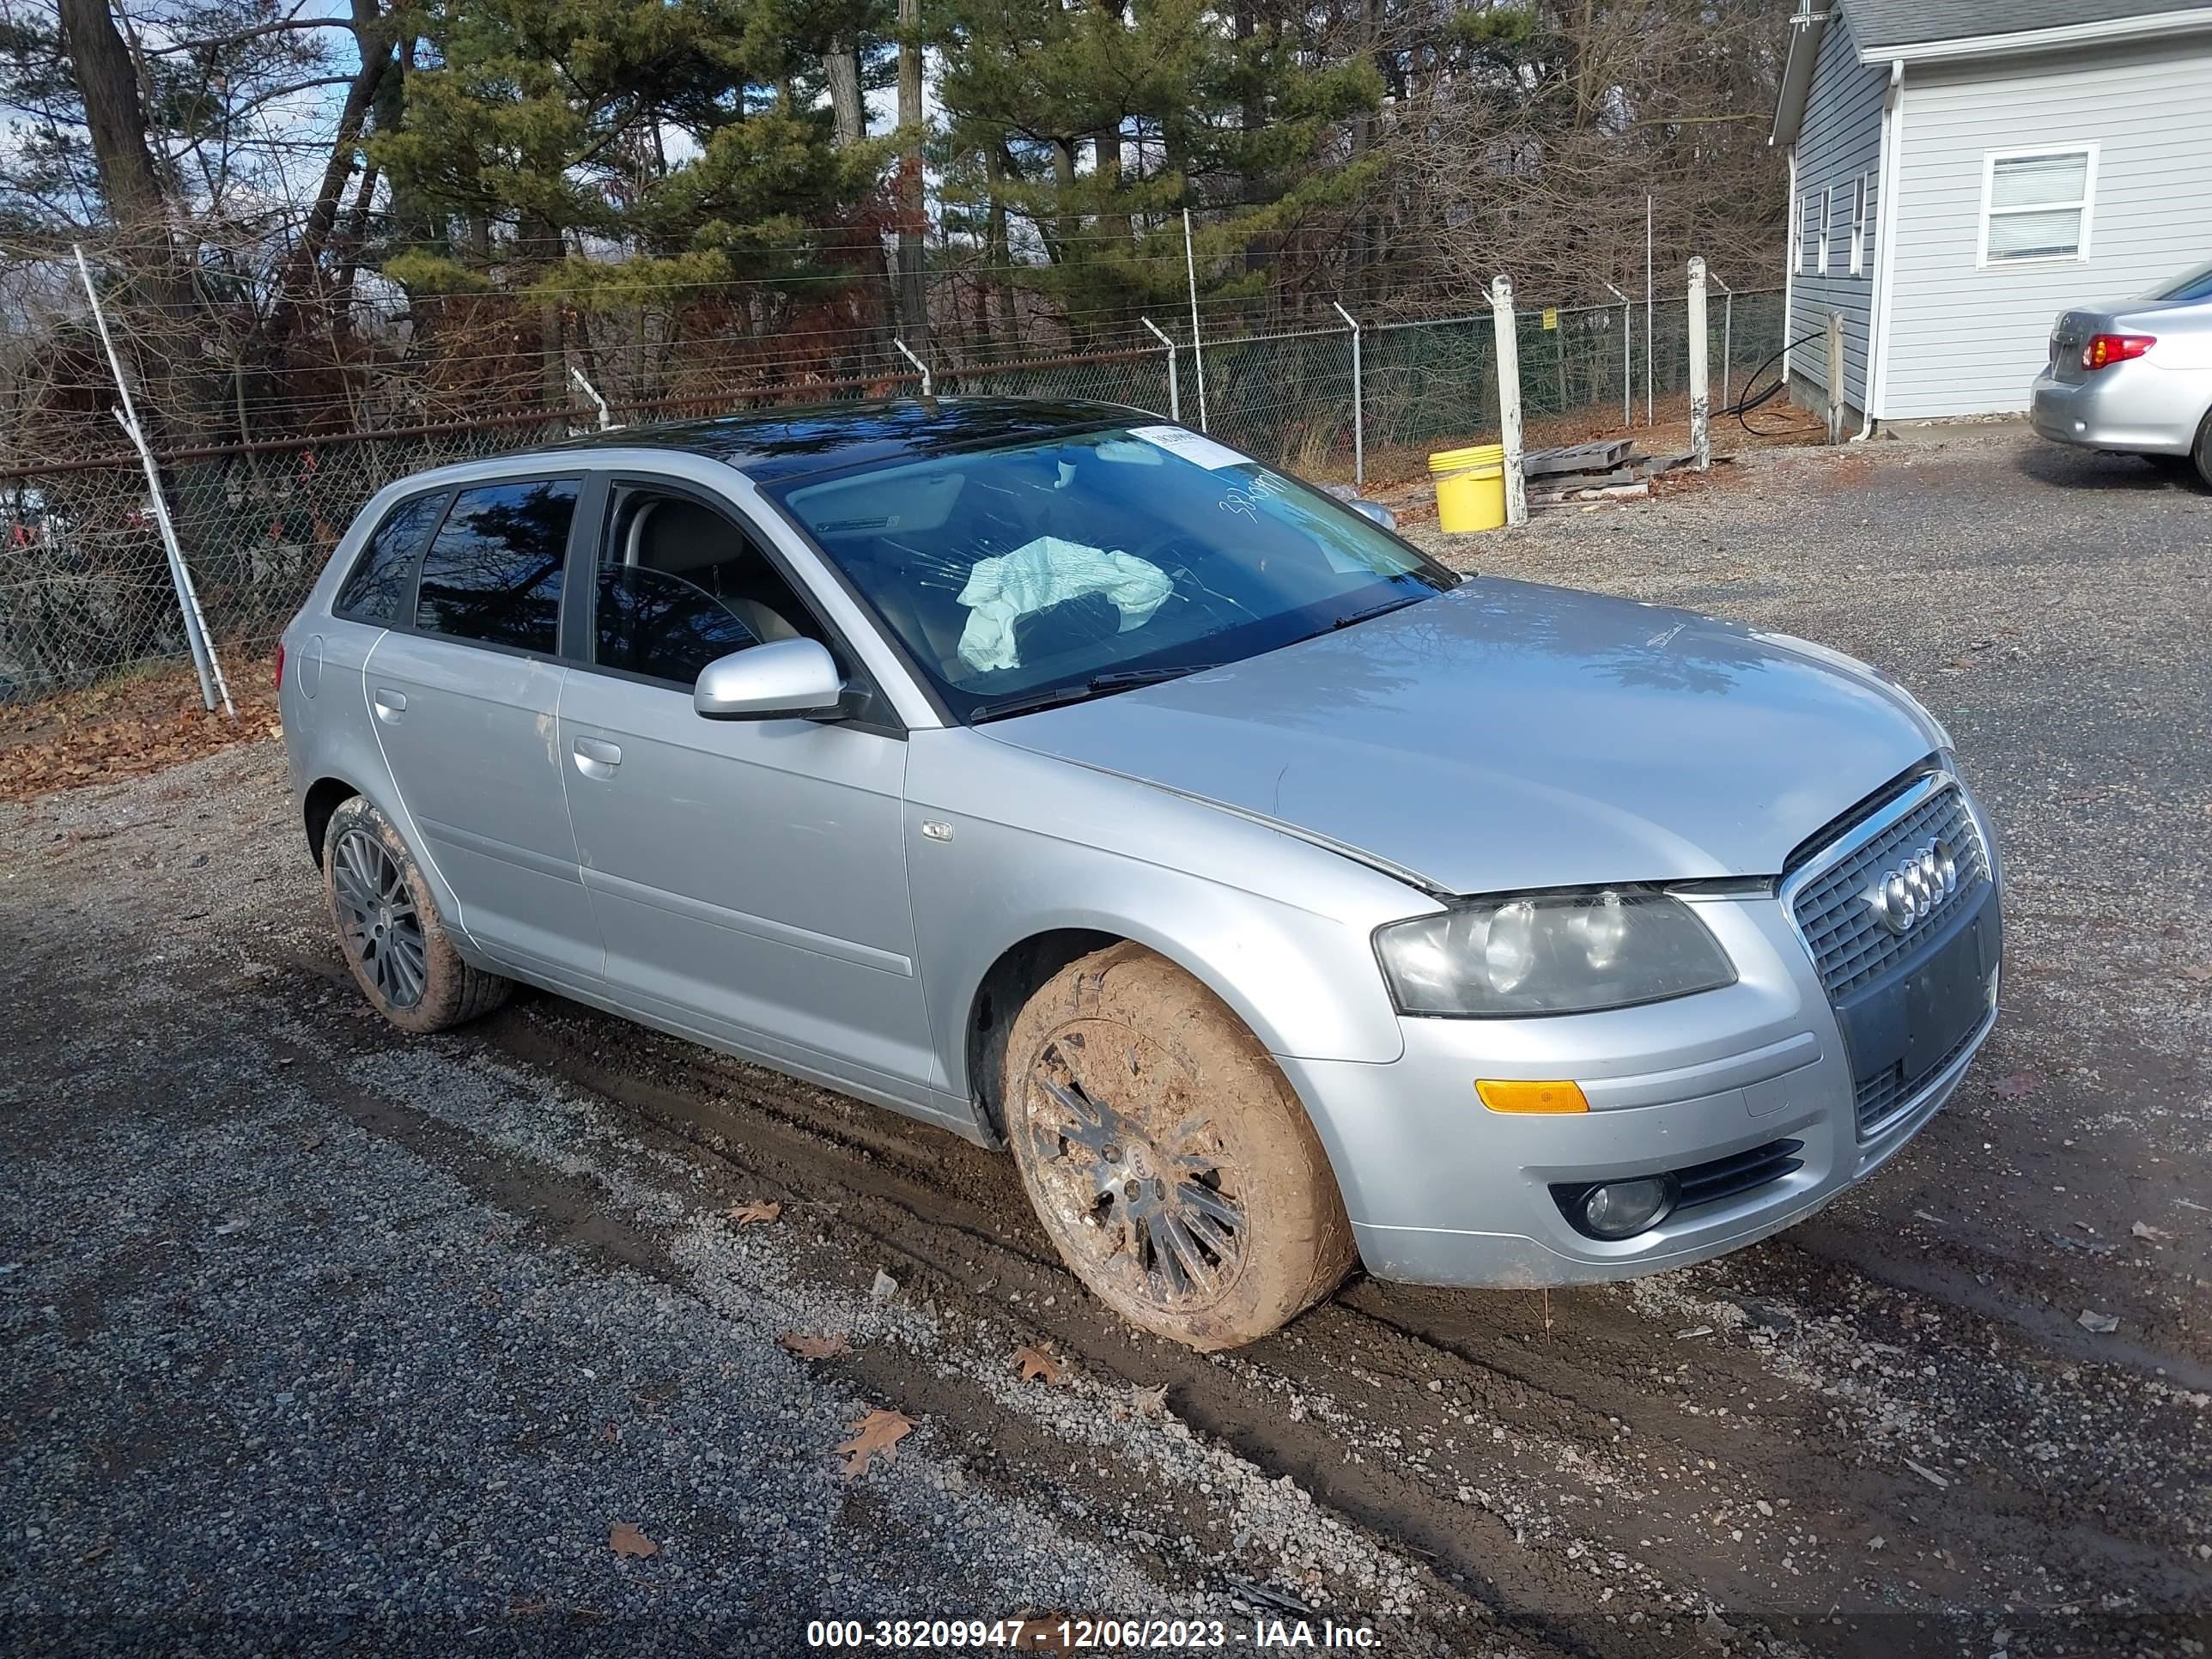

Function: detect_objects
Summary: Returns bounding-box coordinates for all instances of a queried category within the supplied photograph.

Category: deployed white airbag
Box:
[956,536,1174,672]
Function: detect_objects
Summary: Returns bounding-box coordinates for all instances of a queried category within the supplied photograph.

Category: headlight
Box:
[1375,889,1735,1017]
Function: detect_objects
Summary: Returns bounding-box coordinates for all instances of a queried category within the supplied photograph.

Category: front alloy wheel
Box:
[1003,944,1356,1350]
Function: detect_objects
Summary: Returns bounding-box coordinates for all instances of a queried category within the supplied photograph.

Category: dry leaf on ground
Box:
[0,659,280,803]
[608,1521,658,1559]
[779,1331,852,1359]
[726,1200,782,1225]
[835,1407,915,1478]
[1130,1382,1170,1415]
[1012,1344,1067,1387]
[1992,1071,2040,1100]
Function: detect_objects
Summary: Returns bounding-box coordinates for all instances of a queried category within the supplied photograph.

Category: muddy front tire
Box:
[321,794,509,1034]
[1001,943,1357,1351]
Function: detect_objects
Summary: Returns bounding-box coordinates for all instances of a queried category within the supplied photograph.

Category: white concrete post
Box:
[1687,258,1710,471]
[1331,301,1363,489]
[1826,313,1845,444]
[1139,317,1179,423]
[1490,274,1527,528]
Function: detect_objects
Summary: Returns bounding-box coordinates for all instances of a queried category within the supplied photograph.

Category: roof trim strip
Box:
[1856,4,2212,62]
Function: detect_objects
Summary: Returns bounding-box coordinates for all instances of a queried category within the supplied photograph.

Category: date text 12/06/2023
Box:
[804,1616,1383,1649]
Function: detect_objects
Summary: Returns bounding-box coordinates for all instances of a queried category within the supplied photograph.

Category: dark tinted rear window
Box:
[414,479,578,653]
[334,493,444,623]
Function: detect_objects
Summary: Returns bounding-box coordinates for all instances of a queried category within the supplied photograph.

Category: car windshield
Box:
[2144,260,2212,302]
[769,423,1455,720]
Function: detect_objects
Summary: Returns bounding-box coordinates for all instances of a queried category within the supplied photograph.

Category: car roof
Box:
[550,396,1140,485]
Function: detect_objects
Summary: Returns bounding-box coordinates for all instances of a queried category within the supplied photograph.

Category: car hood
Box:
[979,577,1942,896]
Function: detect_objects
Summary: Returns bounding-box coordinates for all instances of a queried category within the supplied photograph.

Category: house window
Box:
[1817,185,1832,275]
[1981,147,2096,264]
[1791,194,1804,274]
[1850,174,1869,276]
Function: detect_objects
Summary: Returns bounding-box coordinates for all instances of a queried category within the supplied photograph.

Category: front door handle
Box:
[372,688,407,723]
[572,735,622,779]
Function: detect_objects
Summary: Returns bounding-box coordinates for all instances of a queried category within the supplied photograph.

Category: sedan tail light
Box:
[2081,333,2155,370]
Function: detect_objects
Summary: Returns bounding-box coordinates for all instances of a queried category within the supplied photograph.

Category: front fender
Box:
[906,730,1425,1103]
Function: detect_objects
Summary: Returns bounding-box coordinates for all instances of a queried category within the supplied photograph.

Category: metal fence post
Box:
[1490,275,1527,528]
[1330,301,1363,489]
[1688,258,1710,471]
[1139,317,1180,422]
[1709,268,1735,411]
[568,365,616,429]
[1601,280,1632,431]
[893,337,933,397]
[72,245,234,718]
[1183,208,1210,433]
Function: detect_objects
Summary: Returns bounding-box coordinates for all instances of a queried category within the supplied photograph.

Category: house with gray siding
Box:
[1771,0,2212,428]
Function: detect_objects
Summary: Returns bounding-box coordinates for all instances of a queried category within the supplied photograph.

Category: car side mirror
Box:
[693,637,845,720]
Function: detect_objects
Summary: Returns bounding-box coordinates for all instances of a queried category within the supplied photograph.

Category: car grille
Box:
[1852,1013,1990,1136]
[1674,1138,1805,1213]
[1790,784,1990,1000]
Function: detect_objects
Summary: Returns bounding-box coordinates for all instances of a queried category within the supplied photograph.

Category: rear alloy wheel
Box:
[321,794,509,1034]
[1002,943,1356,1350]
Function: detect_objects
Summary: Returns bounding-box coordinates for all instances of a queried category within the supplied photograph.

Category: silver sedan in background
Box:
[278,399,2004,1350]
[2032,260,2212,483]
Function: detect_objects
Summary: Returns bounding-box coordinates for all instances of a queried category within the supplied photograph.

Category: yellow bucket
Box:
[1429,442,1506,532]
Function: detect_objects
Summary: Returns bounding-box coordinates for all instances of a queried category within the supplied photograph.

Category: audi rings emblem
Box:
[1865,837,1960,936]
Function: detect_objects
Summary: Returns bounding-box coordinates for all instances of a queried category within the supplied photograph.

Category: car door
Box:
[556,477,939,1096]
[363,473,603,995]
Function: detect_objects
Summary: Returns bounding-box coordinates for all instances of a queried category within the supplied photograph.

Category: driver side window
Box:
[593,487,825,686]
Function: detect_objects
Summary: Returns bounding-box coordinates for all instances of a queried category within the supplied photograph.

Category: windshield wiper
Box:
[1330,594,1425,631]
[969,664,1219,725]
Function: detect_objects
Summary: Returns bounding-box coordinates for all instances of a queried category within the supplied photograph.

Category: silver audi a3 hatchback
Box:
[279,398,2002,1349]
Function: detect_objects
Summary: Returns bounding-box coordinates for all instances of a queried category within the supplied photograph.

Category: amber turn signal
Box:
[1475,1079,1589,1114]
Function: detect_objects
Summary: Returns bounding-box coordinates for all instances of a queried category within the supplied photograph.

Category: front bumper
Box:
[1281,836,2001,1290]
[2029,361,2205,454]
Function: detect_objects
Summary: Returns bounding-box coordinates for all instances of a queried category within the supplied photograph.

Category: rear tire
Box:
[1000,943,1357,1351]
[322,794,510,1034]
[2193,410,2212,489]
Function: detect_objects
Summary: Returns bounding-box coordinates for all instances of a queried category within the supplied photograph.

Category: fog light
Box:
[1577,1176,1679,1240]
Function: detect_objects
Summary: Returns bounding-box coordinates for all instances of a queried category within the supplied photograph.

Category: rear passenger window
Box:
[414,479,578,653]
[335,493,444,624]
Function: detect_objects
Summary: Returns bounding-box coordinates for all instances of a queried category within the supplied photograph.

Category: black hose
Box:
[1725,331,1825,435]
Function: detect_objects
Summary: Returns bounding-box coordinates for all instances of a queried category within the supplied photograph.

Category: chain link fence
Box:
[0,287,1783,704]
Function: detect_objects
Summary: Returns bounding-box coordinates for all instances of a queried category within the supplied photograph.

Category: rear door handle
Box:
[372,688,406,723]
[572,735,622,779]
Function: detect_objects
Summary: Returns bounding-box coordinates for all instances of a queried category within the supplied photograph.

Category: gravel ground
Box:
[2,422,2207,1657]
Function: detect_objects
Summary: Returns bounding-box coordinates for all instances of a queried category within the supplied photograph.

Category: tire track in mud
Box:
[328,976,2212,1652]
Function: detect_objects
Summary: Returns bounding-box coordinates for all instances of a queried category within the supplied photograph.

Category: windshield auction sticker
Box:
[1127,424,1257,471]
